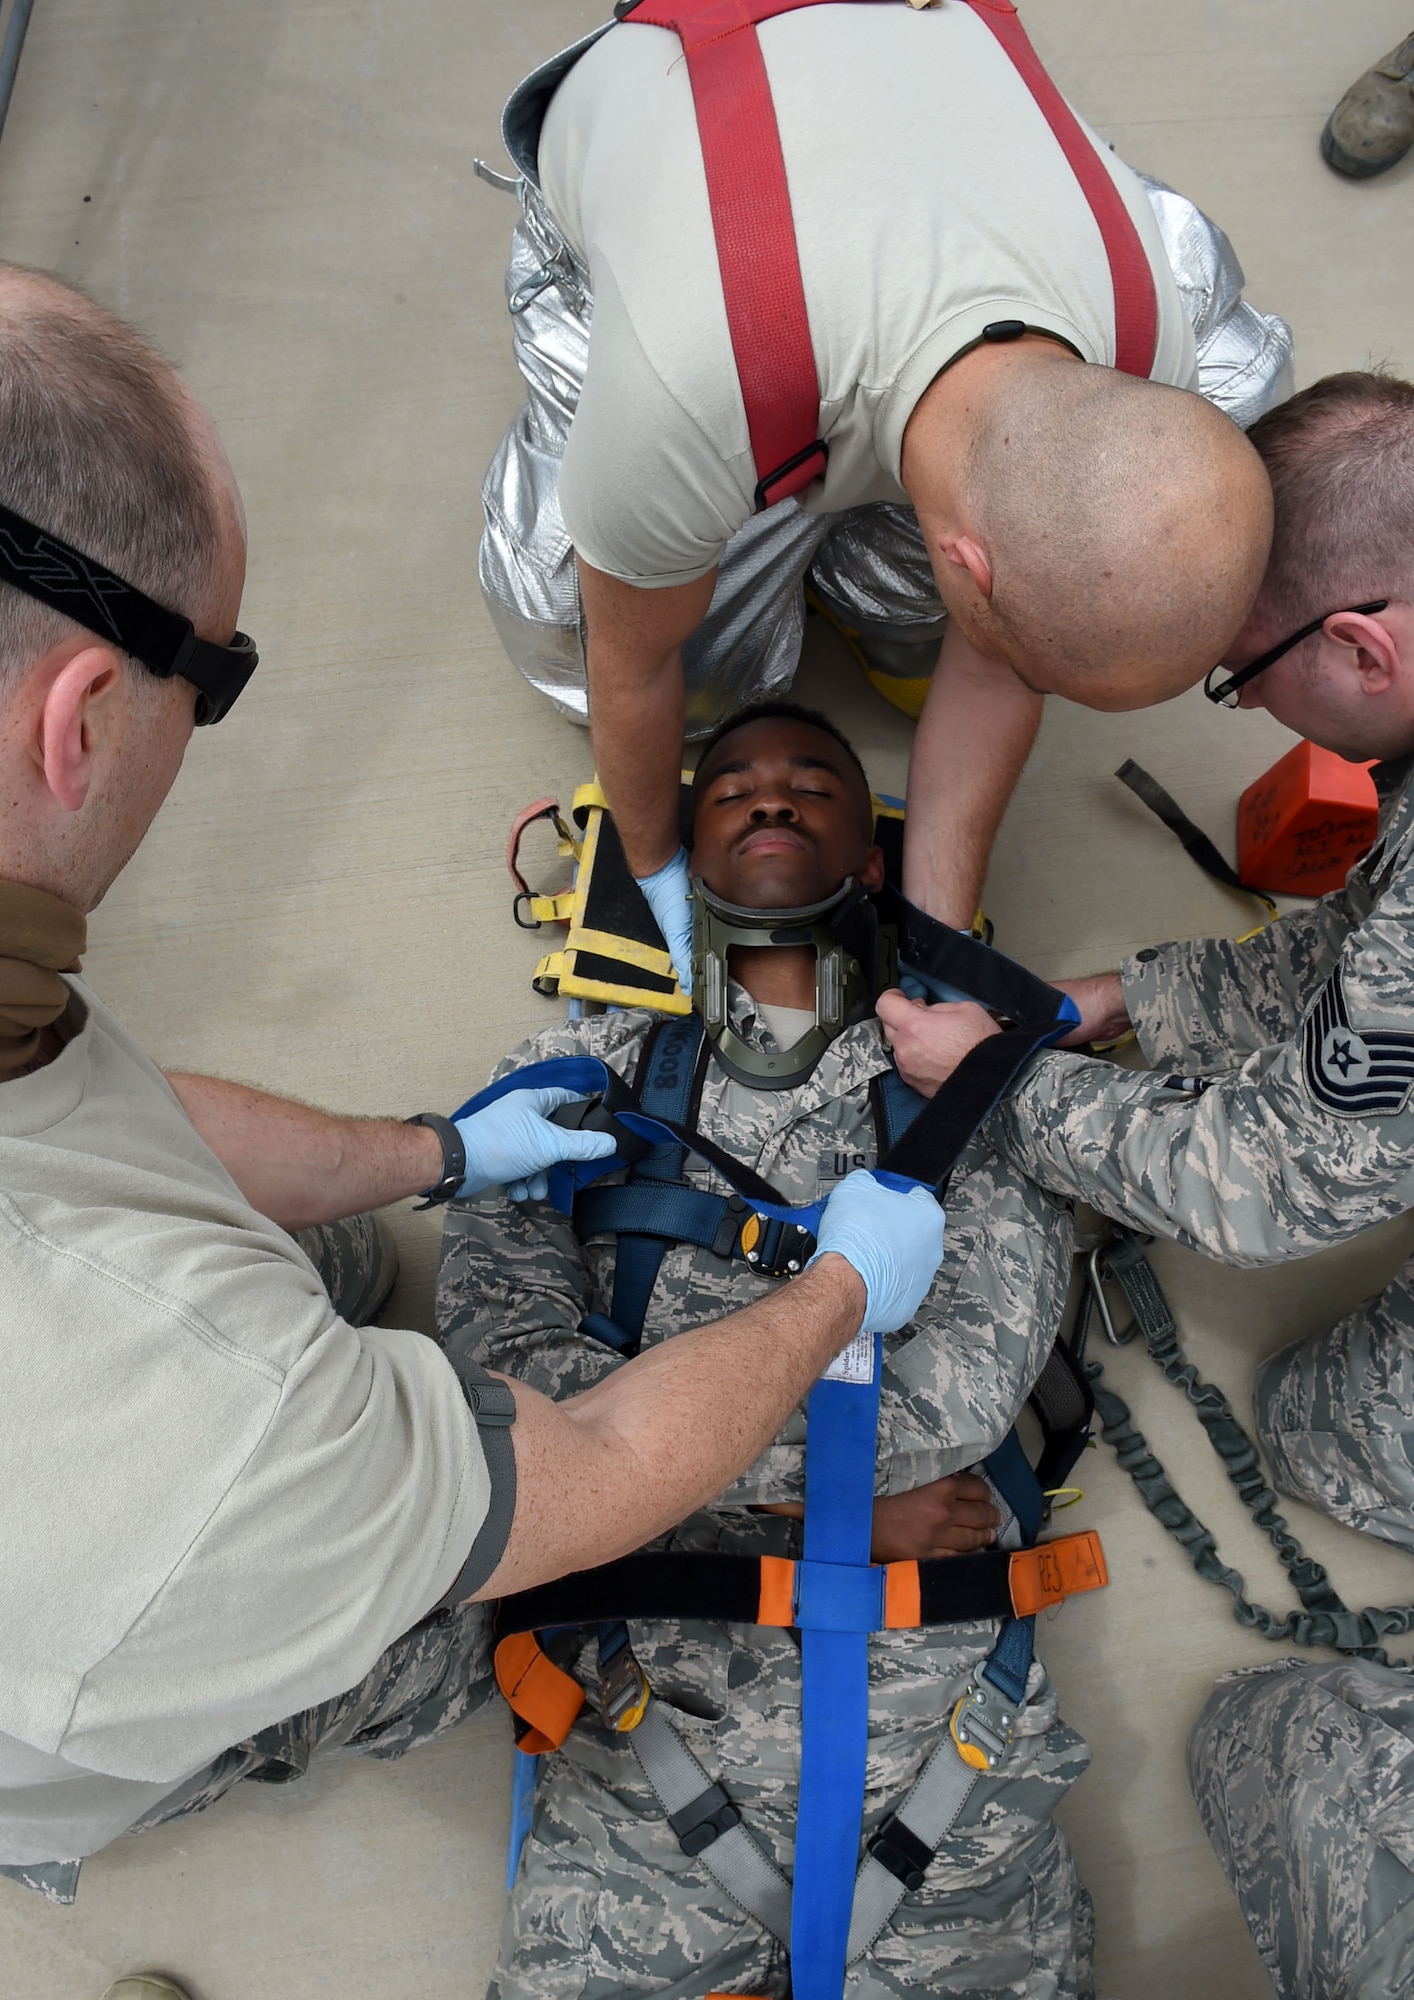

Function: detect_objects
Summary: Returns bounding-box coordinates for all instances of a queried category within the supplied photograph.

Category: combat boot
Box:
[1322,32,1414,178]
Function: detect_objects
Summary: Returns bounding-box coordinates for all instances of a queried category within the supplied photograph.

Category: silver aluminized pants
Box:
[479,172,1294,730]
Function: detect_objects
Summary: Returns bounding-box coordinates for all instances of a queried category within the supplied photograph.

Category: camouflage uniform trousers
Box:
[1253,1251,1414,1554]
[0,1211,495,1908]
[494,1626,1094,2000]
[490,1513,1094,2000]
[1188,1657,1414,1999]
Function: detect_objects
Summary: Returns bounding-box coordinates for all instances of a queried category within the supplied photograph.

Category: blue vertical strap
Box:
[871,1063,925,1153]
[980,1614,1034,1709]
[982,1429,1045,1545]
[604,1015,705,1345]
[505,1750,539,1891]
[791,1333,882,2000]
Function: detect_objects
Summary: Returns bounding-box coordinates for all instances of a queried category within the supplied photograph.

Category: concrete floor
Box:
[3,1,1414,1994]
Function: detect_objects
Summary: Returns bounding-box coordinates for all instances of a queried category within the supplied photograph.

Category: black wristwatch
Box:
[406,1112,467,1208]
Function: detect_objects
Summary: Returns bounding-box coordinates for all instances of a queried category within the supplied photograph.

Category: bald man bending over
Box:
[0,265,943,1939]
[479,1,1283,970]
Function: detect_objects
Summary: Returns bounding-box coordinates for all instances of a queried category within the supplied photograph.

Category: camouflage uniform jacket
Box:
[438,989,1094,1999]
[993,755,1414,1265]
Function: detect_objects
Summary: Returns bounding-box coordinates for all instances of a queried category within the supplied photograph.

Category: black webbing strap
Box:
[603,1016,708,1346]
[1081,1230,1414,1664]
[1115,761,1277,923]
[495,1547,1018,1639]
[870,885,1077,1194]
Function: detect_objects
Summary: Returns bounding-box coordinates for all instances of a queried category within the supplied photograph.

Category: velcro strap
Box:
[1008,1532,1108,1618]
[493,1632,585,1754]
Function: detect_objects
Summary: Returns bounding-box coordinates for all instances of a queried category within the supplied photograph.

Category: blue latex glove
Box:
[635,845,694,996]
[810,1168,945,1332]
[453,1086,618,1204]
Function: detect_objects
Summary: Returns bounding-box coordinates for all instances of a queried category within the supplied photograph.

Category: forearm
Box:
[166,1073,440,1230]
[1054,971,1130,1046]
[1122,900,1357,1071]
[477,1253,866,1596]
[992,1039,1414,1266]
[902,622,1043,927]
[579,557,717,878]
[588,641,686,876]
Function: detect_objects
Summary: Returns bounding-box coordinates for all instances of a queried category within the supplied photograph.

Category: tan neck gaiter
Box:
[0,880,86,1068]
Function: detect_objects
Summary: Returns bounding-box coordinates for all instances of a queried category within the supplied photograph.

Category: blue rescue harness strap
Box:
[793,1333,883,2000]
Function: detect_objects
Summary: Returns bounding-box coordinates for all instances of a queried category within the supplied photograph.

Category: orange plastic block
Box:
[1237,741,1378,897]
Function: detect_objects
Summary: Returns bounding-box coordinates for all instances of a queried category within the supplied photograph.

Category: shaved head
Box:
[961,364,1273,709]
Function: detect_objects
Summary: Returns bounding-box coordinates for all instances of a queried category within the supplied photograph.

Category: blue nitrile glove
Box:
[453,1086,618,1204]
[635,845,694,996]
[899,955,971,1006]
[810,1168,945,1332]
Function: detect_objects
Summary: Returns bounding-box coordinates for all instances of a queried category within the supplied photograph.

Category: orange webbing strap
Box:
[494,1631,585,1754]
[1008,1530,1108,1618]
[883,1560,922,1630]
[756,1554,797,1626]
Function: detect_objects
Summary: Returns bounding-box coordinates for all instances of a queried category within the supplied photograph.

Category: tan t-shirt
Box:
[540,2,1198,587]
[0,982,492,1863]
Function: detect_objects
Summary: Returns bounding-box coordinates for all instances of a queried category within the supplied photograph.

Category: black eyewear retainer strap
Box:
[1205,600,1389,708]
[0,499,257,723]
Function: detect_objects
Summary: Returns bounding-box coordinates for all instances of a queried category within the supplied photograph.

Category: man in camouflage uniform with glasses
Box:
[877,370,1414,2000]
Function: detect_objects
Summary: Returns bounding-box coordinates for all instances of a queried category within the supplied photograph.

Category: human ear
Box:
[1326,610,1400,697]
[859,844,886,892]
[933,530,993,601]
[38,645,125,813]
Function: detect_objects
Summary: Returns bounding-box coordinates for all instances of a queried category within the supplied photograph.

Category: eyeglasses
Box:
[1204,601,1389,708]
[0,500,258,724]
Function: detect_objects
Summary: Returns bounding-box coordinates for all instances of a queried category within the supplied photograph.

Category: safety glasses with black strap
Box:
[0,499,258,724]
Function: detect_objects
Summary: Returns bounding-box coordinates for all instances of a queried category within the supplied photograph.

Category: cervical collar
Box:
[691,875,897,1088]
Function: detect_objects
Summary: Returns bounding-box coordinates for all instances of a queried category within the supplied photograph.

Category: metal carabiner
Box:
[1086,1248,1138,1346]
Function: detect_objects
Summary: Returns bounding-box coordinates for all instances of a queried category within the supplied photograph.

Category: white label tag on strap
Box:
[823,1327,875,1385]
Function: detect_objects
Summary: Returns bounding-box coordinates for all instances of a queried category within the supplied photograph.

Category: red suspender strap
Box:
[615,0,1158,515]
[617,0,837,512]
[961,1,1157,377]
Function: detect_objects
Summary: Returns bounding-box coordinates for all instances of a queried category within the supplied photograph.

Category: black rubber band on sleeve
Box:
[430,1363,519,1609]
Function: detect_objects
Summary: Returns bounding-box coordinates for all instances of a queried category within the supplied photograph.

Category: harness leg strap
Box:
[630,1699,794,1945]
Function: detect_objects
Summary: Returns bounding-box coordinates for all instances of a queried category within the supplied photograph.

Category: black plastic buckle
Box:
[668,1782,742,1857]
[711,1194,751,1260]
[867,1811,933,1893]
[754,438,829,513]
[512,891,543,931]
[740,1212,817,1279]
